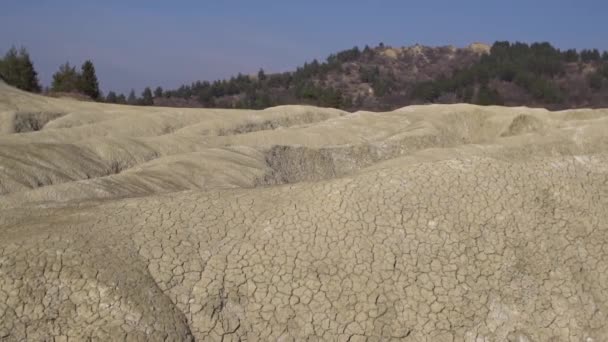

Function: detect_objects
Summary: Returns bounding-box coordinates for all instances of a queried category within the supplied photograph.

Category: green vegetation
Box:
[116,93,127,104]
[562,49,579,63]
[581,49,601,63]
[79,60,100,100]
[411,41,582,105]
[0,48,101,100]
[140,87,153,106]
[257,68,266,81]
[104,91,128,104]
[3,42,608,109]
[105,91,118,103]
[0,46,41,92]
[359,66,395,96]
[158,46,365,109]
[153,41,608,109]
[589,73,604,90]
[476,84,503,106]
[127,89,137,105]
[51,62,80,93]
[51,60,101,100]
[154,86,163,98]
[589,64,608,91]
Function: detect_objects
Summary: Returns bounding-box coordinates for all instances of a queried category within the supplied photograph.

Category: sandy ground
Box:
[1,80,608,341]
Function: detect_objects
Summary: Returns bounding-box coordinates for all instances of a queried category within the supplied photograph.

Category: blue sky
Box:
[1,0,606,94]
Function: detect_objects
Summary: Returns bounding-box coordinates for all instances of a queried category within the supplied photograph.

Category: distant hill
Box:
[4,41,608,110]
[151,41,608,111]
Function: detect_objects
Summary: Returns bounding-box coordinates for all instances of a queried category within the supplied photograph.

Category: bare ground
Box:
[1,81,608,341]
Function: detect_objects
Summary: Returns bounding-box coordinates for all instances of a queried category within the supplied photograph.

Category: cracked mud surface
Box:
[2,81,608,341]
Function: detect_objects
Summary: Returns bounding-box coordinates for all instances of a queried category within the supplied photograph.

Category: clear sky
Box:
[1,0,606,94]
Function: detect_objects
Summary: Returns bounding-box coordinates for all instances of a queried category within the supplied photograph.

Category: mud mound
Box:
[2,83,608,341]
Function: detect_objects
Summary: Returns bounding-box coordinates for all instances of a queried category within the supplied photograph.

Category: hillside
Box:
[155,43,485,110]
[4,41,607,111]
[2,81,608,340]
[150,41,608,111]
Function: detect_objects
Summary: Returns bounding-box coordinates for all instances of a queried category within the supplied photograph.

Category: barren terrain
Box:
[1,80,608,341]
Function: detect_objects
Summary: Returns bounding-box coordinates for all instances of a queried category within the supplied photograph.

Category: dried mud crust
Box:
[2,154,608,341]
[2,81,608,340]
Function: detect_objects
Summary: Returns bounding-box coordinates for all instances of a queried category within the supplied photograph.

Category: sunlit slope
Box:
[1,81,608,341]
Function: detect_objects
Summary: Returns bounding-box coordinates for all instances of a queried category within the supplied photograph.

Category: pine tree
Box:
[562,49,579,63]
[79,60,100,100]
[589,73,603,90]
[257,68,267,81]
[154,86,163,98]
[0,47,19,85]
[0,46,41,92]
[127,89,137,104]
[117,93,127,104]
[476,84,503,106]
[140,87,153,105]
[51,62,80,93]
[106,91,118,103]
[581,49,601,62]
[18,47,41,92]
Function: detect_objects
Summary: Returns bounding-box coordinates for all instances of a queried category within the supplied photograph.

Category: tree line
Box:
[150,42,608,109]
[159,45,372,109]
[412,42,608,105]
[0,46,160,105]
[0,44,368,108]
[0,46,100,100]
[50,61,100,99]
[2,42,608,109]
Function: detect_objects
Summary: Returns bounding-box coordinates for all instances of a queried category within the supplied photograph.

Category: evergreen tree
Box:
[17,47,41,92]
[589,73,603,90]
[106,91,118,103]
[602,64,608,79]
[412,81,440,102]
[51,62,80,93]
[127,89,137,104]
[154,86,163,98]
[79,60,100,100]
[476,84,503,106]
[0,46,41,92]
[412,41,566,104]
[320,88,343,108]
[0,48,20,85]
[529,79,563,103]
[562,49,579,63]
[117,93,127,104]
[255,92,272,108]
[257,68,267,81]
[581,49,601,62]
[140,87,153,105]
[155,40,608,110]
